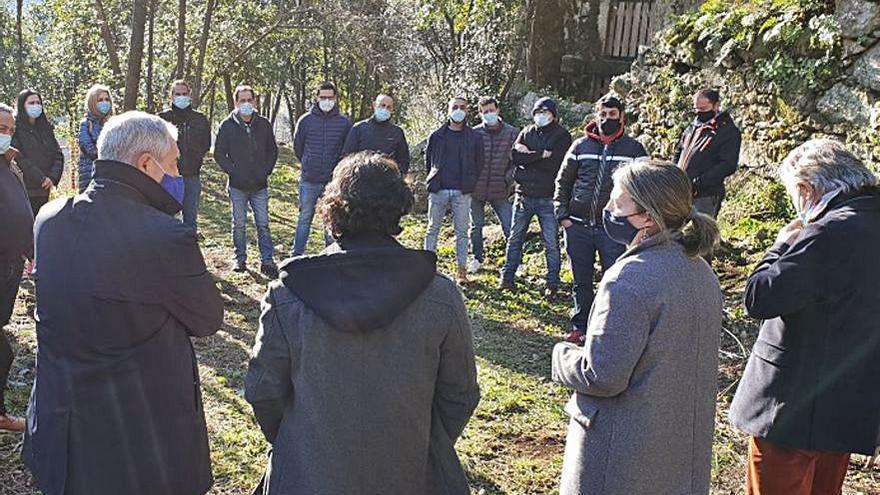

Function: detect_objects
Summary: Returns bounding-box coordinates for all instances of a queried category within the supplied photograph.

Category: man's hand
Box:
[775,218,804,246]
[41,177,53,191]
[560,219,573,229]
[542,150,552,159]
[514,143,532,154]
[4,147,17,162]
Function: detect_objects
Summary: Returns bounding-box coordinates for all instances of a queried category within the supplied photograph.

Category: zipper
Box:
[589,144,609,226]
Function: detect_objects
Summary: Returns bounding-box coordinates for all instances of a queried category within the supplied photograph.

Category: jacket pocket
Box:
[564,394,599,430]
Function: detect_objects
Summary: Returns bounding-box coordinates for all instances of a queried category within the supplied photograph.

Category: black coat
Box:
[424,124,484,194]
[729,188,880,454]
[0,156,33,262]
[673,112,741,198]
[341,117,410,174]
[512,121,572,198]
[22,160,224,495]
[158,106,212,177]
[11,120,64,198]
[215,112,278,192]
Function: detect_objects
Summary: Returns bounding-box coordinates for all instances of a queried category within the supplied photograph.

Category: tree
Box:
[16,0,23,88]
[123,0,148,110]
[94,0,123,82]
[175,0,186,79]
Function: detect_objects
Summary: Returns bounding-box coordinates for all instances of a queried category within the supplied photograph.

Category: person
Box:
[21,111,224,495]
[0,103,33,432]
[673,88,742,218]
[424,97,484,284]
[467,96,519,273]
[158,80,212,232]
[500,97,571,297]
[555,94,647,343]
[12,89,65,216]
[552,159,721,495]
[215,85,279,277]
[341,93,410,174]
[245,152,480,495]
[77,84,113,193]
[729,139,880,495]
[291,82,352,256]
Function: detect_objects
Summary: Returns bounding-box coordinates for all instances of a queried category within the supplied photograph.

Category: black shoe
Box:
[544,285,560,299]
[498,279,514,290]
[231,260,247,272]
[260,263,279,279]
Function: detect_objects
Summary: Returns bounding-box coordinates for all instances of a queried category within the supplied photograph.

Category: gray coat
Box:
[552,237,722,495]
[245,235,480,495]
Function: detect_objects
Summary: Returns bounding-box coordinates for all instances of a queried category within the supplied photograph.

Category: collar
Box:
[584,120,624,145]
[92,160,182,215]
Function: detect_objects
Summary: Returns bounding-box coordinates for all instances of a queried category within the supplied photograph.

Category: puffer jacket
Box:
[555,122,647,226]
[473,121,519,201]
[77,113,103,192]
[293,103,352,183]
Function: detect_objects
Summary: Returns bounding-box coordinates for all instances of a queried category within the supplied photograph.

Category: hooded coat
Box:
[245,234,480,495]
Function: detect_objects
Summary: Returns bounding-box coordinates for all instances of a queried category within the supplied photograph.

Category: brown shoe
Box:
[0,414,25,432]
[498,279,514,290]
[456,266,469,285]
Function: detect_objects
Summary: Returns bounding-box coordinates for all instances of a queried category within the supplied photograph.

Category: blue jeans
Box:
[564,223,625,331]
[228,186,275,264]
[292,180,331,256]
[425,190,471,267]
[501,195,561,285]
[470,198,513,263]
[182,174,202,232]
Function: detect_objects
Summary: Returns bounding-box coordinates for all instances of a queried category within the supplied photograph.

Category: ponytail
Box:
[678,207,719,258]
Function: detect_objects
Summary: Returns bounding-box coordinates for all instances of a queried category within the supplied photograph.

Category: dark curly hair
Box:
[319,152,414,239]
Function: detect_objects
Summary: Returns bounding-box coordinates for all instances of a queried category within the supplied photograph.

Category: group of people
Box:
[0,75,877,495]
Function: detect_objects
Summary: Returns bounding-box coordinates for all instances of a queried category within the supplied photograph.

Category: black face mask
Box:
[695,110,716,123]
[598,118,621,136]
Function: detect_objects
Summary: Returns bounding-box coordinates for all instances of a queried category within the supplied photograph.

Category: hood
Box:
[584,120,625,145]
[279,235,438,333]
[92,160,183,215]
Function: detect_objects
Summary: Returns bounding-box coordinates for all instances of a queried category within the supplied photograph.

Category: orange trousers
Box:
[747,436,850,495]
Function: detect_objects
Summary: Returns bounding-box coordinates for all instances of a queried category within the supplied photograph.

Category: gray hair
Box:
[0,103,13,116]
[779,139,877,195]
[97,111,178,166]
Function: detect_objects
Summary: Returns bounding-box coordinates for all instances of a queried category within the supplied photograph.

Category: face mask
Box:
[533,113,551,128]
[97,101,112,115]
[173,96,192,109]
[374,107,391,122]
[603,209,641,245]
[450,109,466,123]
[319,99,336,112]
[796,188,841,224]
[26,104,43,119]
[482,112,499,126]
[599,118,621,136]
[150,157,185,204]
[238,102,255,117]
[695,110,716,124]
[0,134,11,154]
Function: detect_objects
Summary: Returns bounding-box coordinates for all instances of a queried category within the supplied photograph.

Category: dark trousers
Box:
[747,437,850,495]
[0,258,24,415]
[694,193,723,218]
[29,195,49,217]
[563,223,625,331]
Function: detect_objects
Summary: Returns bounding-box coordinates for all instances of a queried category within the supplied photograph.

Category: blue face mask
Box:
[97,100,112,115]
[150,157,185,205]
[0,134,11,154]
[482,112,499,126]
[450,109,466,123]
[26,104,43,119]
[173,96,192,109]
[603,209,641,246]
[533,112,552,128]
[374,107,391,122]
[238,102,255,117]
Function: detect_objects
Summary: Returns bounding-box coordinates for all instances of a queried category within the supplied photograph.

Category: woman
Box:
[552,159,722,495]
[245,152,480,495]
[12,89,65,215]
[77,84,113,192]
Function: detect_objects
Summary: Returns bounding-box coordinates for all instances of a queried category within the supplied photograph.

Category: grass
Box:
[1,147,878,494]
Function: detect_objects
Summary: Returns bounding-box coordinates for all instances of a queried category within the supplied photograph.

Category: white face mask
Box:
[319,99,336,112]
[0,134,11,154]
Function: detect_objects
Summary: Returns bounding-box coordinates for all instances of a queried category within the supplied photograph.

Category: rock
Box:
[816,83,871,126]
[843,39,869,58]
[853,43,880,91]
[518,92,541,121]
[871,102,880,128]
[836,0,880,39]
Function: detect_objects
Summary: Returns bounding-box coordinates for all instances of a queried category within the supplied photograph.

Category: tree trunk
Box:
[123,0,148,110]
[192,0,217,108]
[175,0,186,79]
[285,93,296,141]
[222,73,234,112]
[145,0,156,112]
[95,0,123,81]
[15,0,23,88]
[271,84,284,127]
[526,0,564,89]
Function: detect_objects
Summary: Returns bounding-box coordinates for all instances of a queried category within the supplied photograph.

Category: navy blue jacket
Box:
[341,117,410,174]
[215,111,278,192]
[294,104,352,183]
[22,160,223,495]
[424,124,484,194]
[512,121,572,198]
[730,188,880,454]
[673,112,741,198]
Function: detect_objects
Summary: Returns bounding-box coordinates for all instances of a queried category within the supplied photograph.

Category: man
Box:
[555,94,647,343]
[341,94,410,174]
[730,139,880,495]
[158,80,212,233]
[500,97,571,297]
[424,97,484,284]
[22,111,224,495]
[292,82,352,256]
[467,96,519,273]
[0,104,32,432]
[673,88,742,218]
[215,85,279,277]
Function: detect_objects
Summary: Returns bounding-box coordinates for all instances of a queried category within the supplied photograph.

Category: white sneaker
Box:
[466,258,482,274]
